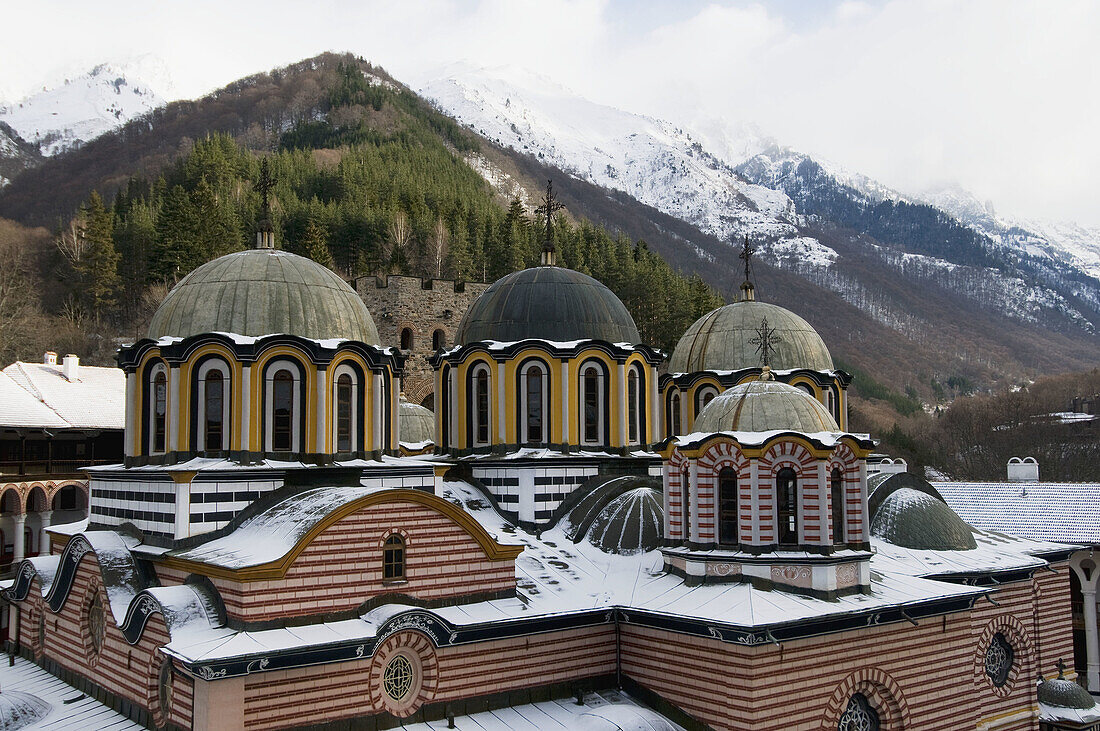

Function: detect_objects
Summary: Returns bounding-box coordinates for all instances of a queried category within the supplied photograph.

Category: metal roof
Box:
[148,248,379,343]
[455,266,639,345]
[692,379,839,433]
[670,300,834,373]
[0,361,124,430]
[936,481,1100,544]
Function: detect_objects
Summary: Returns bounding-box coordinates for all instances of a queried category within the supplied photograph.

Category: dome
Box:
[1038,677,1097,710]
[692,379,839,434]
[455,266,639,345]
[399,400,435,445]
[670,300,833,373]
[148,249,380,343]
[870,487,977,551]
[558,475,663,554]
[0,691,51,730]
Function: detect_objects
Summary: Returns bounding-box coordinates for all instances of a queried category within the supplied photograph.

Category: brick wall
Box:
[210,499,517,623]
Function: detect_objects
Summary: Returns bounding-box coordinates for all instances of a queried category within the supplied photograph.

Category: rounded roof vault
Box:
[692,378,839,434]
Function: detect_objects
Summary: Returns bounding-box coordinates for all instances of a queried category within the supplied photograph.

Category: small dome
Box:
[558,475,663,554]
[455,267,639,345]
[148,249,380,343]
[1038,677,1097,710]
[692,379,839,434]
[399,400,435,445]
[0,691,51,730]
[670,300,833,373]
[871,487,977,551]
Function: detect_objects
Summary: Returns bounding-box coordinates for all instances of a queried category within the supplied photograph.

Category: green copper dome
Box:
[148,249,380,343]
[670,300,833,373]
[692,379,839,434]
[455,266,639,345]
[871,487,977,551]
[399,400,435,445]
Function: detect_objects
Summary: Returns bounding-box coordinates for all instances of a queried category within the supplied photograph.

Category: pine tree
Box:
[300,217,334,269]
[77,191,122,320]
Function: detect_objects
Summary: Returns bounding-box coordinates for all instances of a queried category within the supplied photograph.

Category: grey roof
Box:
[560,475,663,554]
[0,361,124,430]
[1038,678,1097,710]
[455,266,639,345]
[0,690,50,730]
[871,487,978,551]
[399,400,435,445]
[692,379,839,434]
[935,481,1100,544]
[670,300,834,373]
[148,249,380,343]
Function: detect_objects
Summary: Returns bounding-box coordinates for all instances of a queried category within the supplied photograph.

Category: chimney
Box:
[1007,457,1039,482]
[62,354,80,382]
[43,351,58,366]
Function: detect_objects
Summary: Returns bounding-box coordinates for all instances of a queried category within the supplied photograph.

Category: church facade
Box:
[3,228,1093,730]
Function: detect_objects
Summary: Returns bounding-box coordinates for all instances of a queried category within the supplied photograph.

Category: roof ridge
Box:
[13,361,77,428]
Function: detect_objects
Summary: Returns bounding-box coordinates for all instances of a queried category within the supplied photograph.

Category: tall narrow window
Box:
[472,366,491,447]
[831,467,845,545]
[582,365,604,445]
[336,373,353,452]
[718,467,738,545]
[523,366,544,444]
[776,467,798,546]
[432,329,446,350]
[383,534,405,581]
[153,371,167,453]
[670,392,682,436]
[204,371,224,452]
[627,370,639,444]
[400,328,413,350]
[694,386,718,422]
[681,466,691,542]
[272,370,294,452]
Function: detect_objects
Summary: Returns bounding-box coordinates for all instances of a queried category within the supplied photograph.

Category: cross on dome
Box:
[738,236,757,301]
[535,179,565,266]
[750,316,782,367]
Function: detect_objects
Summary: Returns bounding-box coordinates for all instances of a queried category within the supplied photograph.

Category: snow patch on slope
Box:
[0,59,170,156]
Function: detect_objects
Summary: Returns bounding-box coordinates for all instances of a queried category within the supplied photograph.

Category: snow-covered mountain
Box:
[421,65,1100,338]
[919,184,1100,281]
[420,66,798,243]
[0,60,170,156]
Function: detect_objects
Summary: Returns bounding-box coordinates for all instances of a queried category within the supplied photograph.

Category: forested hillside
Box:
[0,57,721,365]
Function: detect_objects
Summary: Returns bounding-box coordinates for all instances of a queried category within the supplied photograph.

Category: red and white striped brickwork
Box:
[201,500,517,624]
[667,437,865,547]
[17,555,193,729]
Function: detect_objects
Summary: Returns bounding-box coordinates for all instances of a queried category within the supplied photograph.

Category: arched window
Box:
[797,382,815,397]
[667,391,682,436]
[264,363,303,453]
[694,385,718,421]
[336,373,354,453]
[580,362,606,446]
[838,693,879,731]
[432,329,446,350]
[196,360,231,453]
[519,361,548,445]
[383,534,405,581]
[150,367,168,454]
[681,465,691,541]
[470,364,491,447]
[400,328,414,350]
[718,467,738,545]
[776,467,798,546]
[831,467,845,544]
[627,367,641,445]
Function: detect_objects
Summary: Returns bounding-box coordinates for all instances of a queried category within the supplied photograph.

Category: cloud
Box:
[1,0,1098,226]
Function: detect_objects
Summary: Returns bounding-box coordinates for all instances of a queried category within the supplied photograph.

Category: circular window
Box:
[838,693,879,731]
[383,654,415,702]
[985,632,1014,687]
[87,593,105,657]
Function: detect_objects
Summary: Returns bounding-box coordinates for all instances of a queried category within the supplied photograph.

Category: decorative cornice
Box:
[429,338,665,368]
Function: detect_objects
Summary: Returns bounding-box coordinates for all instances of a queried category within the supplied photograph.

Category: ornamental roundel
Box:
[985,632,1014,687]
[368,629,438,717]
[837,693,880,731]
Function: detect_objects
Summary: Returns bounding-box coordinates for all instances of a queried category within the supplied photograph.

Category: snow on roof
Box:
[0,371,69,429]
[460,446,660,462]
[672,428,871,448]
[400,689,685,731]
[871,528,1059,579]
[87,453,439,474]
[935,481,1100,544]
[1,360,124,430]
[0,655,144,730]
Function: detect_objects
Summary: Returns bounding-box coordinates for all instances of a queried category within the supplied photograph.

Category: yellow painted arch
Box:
[157,488,524,582]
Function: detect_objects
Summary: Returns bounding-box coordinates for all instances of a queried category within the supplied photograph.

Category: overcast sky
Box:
[2,0,1098,226]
